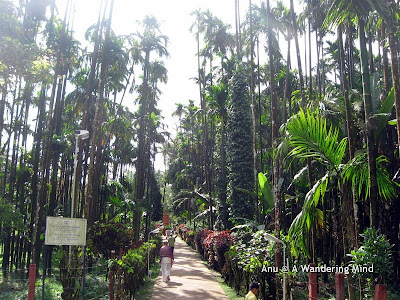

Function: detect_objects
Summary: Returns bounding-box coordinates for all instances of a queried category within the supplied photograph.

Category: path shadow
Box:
[164,282,183,287]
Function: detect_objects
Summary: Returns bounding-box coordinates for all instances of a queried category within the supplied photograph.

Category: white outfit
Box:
[161,256,172,282]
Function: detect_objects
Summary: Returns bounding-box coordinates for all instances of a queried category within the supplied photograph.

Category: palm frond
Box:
[288,173,329,258]
[287,109,347,170]
[342,153,399,201]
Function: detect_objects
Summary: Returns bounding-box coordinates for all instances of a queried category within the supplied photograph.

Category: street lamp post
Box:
[148,228,160,280]
[264,233,287,300]
[69,130,89,264]
[71,130,90,218]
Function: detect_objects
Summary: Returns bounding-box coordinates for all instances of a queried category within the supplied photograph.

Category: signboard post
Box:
[162,213,170,227]
[43,217,87,300]
[45,217,87,246]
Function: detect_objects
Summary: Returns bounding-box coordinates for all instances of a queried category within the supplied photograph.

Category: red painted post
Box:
[27,264,36,300]
[116,248,123,300]
[374,284,387,300]
[308,263,317,300]
[335,273,345,300]
[109,250,115,300]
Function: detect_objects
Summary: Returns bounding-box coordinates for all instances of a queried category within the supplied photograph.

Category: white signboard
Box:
[45,217,87,246]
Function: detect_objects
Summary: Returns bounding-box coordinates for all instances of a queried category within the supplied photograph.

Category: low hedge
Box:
[203,231,235,273]
[178,224,195,248]
[117,235,162,299]
[195,228,213,258]
[179,225,279,299]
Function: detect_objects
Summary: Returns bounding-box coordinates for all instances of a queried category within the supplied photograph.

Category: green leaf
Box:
[375,87,395,139]
[258,172,274,209]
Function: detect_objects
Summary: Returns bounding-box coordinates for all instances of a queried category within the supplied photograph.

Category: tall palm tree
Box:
[287,109,398,256]
[206,82,229,229]
[323,0,379,228]
[86,0,115,226]
[131,15,169,241]
[382,1,400,156]
[290,0,307,107]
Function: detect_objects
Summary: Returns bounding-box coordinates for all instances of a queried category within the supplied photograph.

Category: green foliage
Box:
[223,230,277,298]
[148,168,163,221]
[375,87,395,139]
[178,224,196,248]
[234,172,274,215]
[287,108,347,169]
[348,228,393,286]
[227,64,254,221]
[117,238,160,299]
[0,197,25,242]
[286,109,343,257]
[228,230,275,271]
[342,153,400,201]
[258,172,274,209]
[286,108,399,258]
[87,221,133,258]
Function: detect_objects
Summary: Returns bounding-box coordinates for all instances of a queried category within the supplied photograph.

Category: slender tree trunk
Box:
[290,0,306,107]
[27,85,46,269]
[86,0,114,227]
[283,31,291,123]
[308,22,312,102]
[0,84,6,145]
[249,0,259,223]
[380,23,390,95]
[358,17,378,228]
[32,0,71,267]
[257,38,264,173]
[385,1,400,158]
[338,25,355,160]
[338,25,359,253]
[267,0,282,297]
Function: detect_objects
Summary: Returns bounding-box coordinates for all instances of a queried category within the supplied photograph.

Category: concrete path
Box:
[149,237,229,300]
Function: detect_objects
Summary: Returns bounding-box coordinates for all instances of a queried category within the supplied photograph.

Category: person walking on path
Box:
[168,233,176,254]
[159,240,174,282]
[245,282,260,300]
[150,237,229,300]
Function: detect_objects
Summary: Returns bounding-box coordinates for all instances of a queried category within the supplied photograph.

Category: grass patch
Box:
[200,259,242,300]
[0,262,110,299]
[134,262,161,300]
[0,276,64,300]
[212,272,243,300]
[0,259,159,300]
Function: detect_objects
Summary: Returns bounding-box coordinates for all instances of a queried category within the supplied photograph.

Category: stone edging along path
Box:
[149,237,229,300]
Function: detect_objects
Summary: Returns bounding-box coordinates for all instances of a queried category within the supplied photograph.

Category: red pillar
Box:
[335,273,345,300]
[27,264,36,300]
[308,263,317,300]
[109,251,115,300]
[374,284,387,300]
[116,248,123,300]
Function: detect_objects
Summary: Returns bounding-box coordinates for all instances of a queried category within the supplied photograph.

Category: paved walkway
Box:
[150,237,230,300]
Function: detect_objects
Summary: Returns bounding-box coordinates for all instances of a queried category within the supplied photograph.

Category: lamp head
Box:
[75,130,90,140]
[263,232,285,246]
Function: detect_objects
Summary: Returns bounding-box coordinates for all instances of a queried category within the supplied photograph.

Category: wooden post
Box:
[335,273,345,300]
[28,264,36,300]
[308,263,317,300]
[374,284,387,300]
[109,250,115,300]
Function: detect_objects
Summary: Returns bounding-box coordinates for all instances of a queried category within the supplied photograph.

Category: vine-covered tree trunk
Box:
[227,64,254,221]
